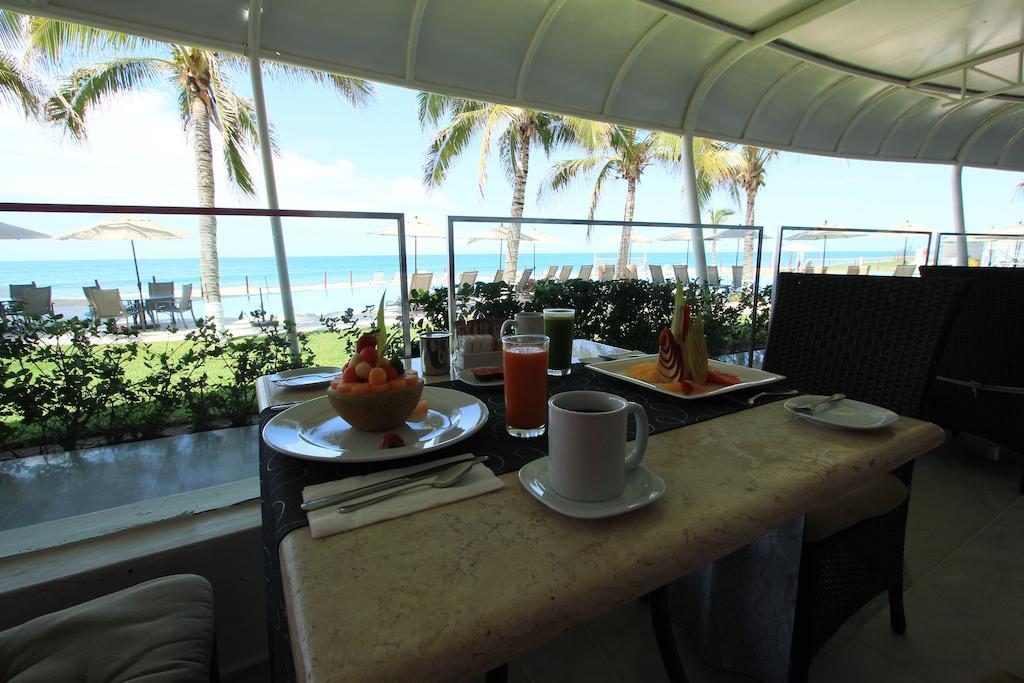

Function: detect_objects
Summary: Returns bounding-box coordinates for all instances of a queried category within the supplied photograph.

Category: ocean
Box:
[1,249,898,319]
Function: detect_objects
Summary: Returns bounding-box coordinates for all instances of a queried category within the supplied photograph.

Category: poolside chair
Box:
[893,264,916,277]
[649,264,665,285]
[577,264,593,280]
[557,265,572,281]
[409,272,433,295]
[705,265,720,286]
[91,288,133,326]
[493,269,504,284]
[600,266,615,282]
[9,282,36,301]
[921,266,1024,493]
[169,283,196,327]
[760,272,968,683]
[83,285,100,317]
[730,265,743,289]
[515,268,533,293]
[458,271,478,288]
[847,265,861,275]
[672,265,688,283]
[541,265,557,280]
[147,281,175,326]
[20,286,53,317]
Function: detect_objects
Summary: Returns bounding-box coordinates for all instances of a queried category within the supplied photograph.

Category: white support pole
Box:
[248,2,299,354]
[951,163,969,266]
[681,134,709,283]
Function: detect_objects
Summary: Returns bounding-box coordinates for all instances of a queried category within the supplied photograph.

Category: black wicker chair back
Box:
[764,273,968,420]
[919,266,1024,465]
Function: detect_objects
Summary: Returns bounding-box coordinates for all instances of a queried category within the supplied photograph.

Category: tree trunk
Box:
[741,185,759,282]
[505,130,531,280]
[191,95,223,328]
[616,178,636,278]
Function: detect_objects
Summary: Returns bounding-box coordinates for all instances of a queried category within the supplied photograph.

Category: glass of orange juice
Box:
[502,334,549,438]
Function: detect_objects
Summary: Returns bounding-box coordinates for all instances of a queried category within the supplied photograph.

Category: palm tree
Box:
[709,207,736,225]
[544,126,734,277]
[21,16,372,327]
[417,94,584,278]
[0,11,41,118]
[724,146,779,280]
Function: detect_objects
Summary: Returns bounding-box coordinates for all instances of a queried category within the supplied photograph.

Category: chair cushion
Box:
[0,574,214,683]
[804,474,908,543]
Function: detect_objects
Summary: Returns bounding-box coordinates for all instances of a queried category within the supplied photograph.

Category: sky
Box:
[1,57,1022,263]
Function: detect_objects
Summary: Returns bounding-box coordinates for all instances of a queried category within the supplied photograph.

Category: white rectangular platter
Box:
[585,355,785,400]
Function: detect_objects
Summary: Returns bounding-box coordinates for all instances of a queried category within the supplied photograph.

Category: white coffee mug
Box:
[547,391,649,502]
[500,311,544,338]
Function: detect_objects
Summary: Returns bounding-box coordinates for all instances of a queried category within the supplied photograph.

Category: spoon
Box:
[746,389,800,405]
[336,460,478,513]
[792,393,845,413]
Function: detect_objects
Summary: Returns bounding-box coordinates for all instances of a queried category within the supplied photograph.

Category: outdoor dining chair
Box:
[148,281,175,326]
[557,265,572,281]
[577,264,593,280]
[672,264,688,283]
[705,265,720,286]
[920,266,1024,493]
[649,264,665,285]
[0,574,217,682]
[8,282,36,301]
[760,272,968,682]
[90,288,134,327]
[730,265,743,289]
[20,286,53,317]
[169,283,196,328]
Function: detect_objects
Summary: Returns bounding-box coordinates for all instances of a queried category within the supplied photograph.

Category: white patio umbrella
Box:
[0,221,50,240]
[56,215,195,309]
[892,220,926,264]
[786,223,857,267]
[704,227,752,266]
[369,215,445,273]
[522,228,559,270]
[466,227,536,270]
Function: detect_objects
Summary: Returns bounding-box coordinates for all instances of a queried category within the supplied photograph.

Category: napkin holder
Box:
[455,349,503,370]
[454,317,503,370]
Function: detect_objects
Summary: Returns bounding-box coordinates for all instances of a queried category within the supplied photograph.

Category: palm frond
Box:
[0,10,24,52]
[422,109,480,187]
[541,156,607,198]
[0,51,41,118]
[587,159,617,222]
[209,62,262,196]
[260,61,374,108]
[26,17,150,68]
[475,106,511,196]
[45,57,166,139]
[499,128,519,187]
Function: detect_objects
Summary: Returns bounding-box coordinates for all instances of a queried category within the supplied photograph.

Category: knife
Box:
[300,455,487,511]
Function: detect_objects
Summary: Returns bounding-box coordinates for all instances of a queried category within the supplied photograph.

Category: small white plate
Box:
[586,355,784,400]
[784,395,899,430]
[270,366,342,389]
[263,386,489,462]
[456,367,504,387]
[518,457,666,519]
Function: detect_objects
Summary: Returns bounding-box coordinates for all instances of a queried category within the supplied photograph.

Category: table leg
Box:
[649,586,690,683]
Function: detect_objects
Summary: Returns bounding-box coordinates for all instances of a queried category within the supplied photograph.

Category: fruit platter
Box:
[586,282,784,399]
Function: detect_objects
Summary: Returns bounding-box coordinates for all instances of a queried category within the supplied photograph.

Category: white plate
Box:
[784,395,899,430]
[263,386,489,462]
[518,457,665,519]
[586,355,784,400]
[456,367,504,387]
[269,366,342,389]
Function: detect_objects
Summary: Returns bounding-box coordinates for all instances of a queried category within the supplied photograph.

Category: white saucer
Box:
[784,395,899,430]
[518,457,665,519]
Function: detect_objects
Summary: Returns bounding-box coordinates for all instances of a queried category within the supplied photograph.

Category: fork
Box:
[745,389,800,405]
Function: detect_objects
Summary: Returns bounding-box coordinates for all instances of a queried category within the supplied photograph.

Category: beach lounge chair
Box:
[169,283,196,327]
[706,265,721,286]
[9,282,36,301]
[577,265,593,280]
[623,264,638,280]
[893,264,916,277]
[20,286,53,317]
[600,266,615,282]
[493,269,504,284]
[515,268,533,293]
[458,271,478,288]
[731,265,743,289]
[847,265,862,275]
[91,288,132,326]
[649,264,665,285]
[410,272,433,294]
[557,265,572,281]
[541,265,557,280]
[672,265,688,283]
[83,285,100,317]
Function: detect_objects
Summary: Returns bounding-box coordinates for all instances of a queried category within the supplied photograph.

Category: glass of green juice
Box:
[543,308,575,376]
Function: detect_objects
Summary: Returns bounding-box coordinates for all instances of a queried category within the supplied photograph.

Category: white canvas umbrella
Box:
[704,227,753,266]
[466,227,536,269]
[369,216,445,273]
[786,223,857,267]
[522,228,559,270]
[0,221,50,240]
[56,215,195,309]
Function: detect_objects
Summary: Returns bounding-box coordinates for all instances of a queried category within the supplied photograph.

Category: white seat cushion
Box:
[804,474,909,543]
[0,574,214,682]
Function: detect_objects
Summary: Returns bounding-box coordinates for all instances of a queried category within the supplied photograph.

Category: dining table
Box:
[256,340,944,682]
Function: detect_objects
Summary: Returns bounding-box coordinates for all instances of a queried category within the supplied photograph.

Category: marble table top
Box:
[276,399,944,682]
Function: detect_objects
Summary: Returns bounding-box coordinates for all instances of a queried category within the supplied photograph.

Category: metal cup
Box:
[420,331,452,376]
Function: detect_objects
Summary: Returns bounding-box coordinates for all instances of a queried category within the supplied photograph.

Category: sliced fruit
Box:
[404,374,419,388]
[657,327,682,381]
[379,433,404,449]
[349,382,371,395]
[359,347,379,366]
[355,361,372,380]
[705,368,741,386]
[385,364,398,381]
[387,378,406,392]
[356,333,377,352]
[409,399,429,418]
[368,366,387,385]
[341,366,358,383]
[370,383,388,394]
[333,382,352,393]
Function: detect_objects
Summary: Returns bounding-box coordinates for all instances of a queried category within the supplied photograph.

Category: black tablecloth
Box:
[259,365,794,682]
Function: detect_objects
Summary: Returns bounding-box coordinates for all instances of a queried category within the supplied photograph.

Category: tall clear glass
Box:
[502,334,549,438]
[543,308,575,376]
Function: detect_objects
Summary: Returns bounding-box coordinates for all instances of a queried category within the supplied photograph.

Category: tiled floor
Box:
[494,435,1024,683]
[0,426,257,531]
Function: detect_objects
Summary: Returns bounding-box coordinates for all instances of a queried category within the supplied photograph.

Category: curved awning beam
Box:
[956,103,1024,161]
[908,41,1024,87]
[680,0,857,132]
[915,98,983,159]
[602,14,673,114]
[405,0,429,80]
[741,62,808,138]
[996,125,1024,165]
[834,84,900,153]
[876,96,935,154]
[514,0,568,100]
[788,74,855,146]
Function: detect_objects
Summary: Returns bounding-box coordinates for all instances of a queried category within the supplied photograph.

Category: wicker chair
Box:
[920,266,1024,493]
[762,273,967,682]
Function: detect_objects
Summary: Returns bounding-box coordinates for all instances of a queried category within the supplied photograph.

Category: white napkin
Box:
[302,453,504,538]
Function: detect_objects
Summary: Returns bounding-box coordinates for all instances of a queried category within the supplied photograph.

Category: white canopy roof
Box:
[4,0,1023,170]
